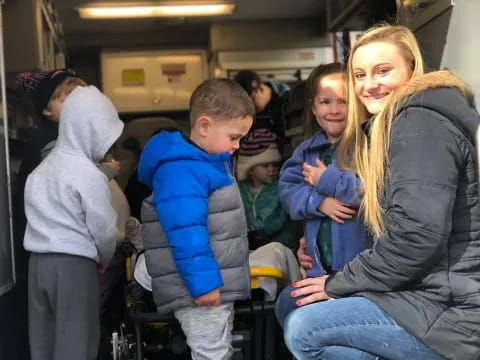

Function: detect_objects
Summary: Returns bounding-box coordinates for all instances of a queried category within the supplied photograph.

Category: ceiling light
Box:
[77,2,236,19]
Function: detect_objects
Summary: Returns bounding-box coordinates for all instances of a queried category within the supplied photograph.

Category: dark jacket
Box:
[251,81,290,150]
[325,71,480,360]
[124,168,151,220]
[15,119,58,225]
[138,131,250,314]
[255,82,289,132]
[12,118,59,294]
[17,119,58,186]
[280,130,366,276]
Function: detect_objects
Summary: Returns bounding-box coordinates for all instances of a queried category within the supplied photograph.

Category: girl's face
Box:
[352,41,413,115]
[312,73,348,144]
[250,162,278,186]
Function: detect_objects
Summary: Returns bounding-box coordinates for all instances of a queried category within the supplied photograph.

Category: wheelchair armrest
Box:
[250,266,283,289]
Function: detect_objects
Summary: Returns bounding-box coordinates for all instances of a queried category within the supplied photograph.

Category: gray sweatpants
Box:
[174,302,235,360]
[28,253,100,360]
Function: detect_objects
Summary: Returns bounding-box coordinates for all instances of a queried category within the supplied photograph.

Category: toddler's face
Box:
[42,92,69,122]
[312,74,348,143]
[250,162,278,185]
[203,115,253,155]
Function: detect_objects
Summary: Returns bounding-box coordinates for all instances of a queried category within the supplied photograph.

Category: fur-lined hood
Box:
[389,70,478,144]
[393,70,472,103]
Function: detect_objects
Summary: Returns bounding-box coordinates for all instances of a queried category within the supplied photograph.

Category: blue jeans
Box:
[277,293,443,360]
[275,284,307,328]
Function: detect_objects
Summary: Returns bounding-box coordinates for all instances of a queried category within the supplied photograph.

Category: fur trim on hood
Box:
[389,70,475,111]
[384,70,479,146]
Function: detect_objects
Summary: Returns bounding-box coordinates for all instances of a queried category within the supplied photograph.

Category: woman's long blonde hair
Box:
[337,25,425,237]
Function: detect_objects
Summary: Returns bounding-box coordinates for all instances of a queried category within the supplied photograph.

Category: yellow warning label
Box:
[122,69,145,86]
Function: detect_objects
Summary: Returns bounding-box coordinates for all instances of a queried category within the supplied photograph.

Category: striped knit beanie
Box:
[237,128,281,181]
[239,128,277,156]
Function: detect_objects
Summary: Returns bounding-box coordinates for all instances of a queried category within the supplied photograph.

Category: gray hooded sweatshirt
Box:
[23,86,124,264]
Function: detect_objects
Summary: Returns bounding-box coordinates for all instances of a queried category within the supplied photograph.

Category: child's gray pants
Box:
[28,253,100,360]
[174,301,235,360]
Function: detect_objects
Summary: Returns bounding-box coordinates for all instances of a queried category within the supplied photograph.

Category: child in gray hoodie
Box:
[23,86,124,360]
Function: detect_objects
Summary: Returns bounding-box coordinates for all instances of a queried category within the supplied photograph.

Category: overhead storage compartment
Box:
[217,47,334,82]
[326,0,397,31]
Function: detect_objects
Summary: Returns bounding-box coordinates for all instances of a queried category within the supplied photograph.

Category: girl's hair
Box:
[337,24,424,237]
[304,62,347,138]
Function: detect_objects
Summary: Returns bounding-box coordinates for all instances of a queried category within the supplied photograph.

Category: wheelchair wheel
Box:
[112,323,130,360]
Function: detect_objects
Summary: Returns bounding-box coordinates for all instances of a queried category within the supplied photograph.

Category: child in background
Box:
[275,63,366,327]
[15,69,120,184]
[234,69,290,144]
[138,79,254,360]
[23,86,124,360]
[27,73,124,321]
[15,69,87,180]
[12,69,88,360]
[15,70,119,248]
[236,128,294,250]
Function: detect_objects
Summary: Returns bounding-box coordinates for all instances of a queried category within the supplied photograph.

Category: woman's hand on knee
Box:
[290,275,332,306]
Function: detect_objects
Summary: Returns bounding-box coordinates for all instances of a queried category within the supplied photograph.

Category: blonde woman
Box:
[281,25,480,360]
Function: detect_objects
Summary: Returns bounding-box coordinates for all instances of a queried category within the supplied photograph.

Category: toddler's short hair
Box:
[189,78,255,127]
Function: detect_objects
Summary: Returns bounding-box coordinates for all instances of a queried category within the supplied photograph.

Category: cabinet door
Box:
[4,0,64,72]
[102,50,208,113]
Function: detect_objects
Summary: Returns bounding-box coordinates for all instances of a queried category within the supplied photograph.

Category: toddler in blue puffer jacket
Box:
[138,79,254,360]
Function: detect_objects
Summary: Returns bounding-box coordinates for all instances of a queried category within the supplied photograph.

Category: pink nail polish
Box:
[296,300,302,306]
[291,291,297,297]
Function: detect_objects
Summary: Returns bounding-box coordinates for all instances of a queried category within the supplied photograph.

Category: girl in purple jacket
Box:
[275,63,366,326]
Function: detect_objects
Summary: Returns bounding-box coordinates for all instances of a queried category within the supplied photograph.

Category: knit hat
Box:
[15,69,80,116]
[234,70,261,96]
[237,144,281,181]
[239,128,277,156]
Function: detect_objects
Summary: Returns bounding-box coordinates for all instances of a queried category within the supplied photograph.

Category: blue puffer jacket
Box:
[279,131,366,276]
[138,131,250,313]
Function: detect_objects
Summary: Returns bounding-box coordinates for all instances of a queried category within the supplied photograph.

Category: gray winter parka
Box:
[325,71,480,360]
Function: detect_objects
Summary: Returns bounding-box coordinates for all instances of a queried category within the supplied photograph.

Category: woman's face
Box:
[352,41,413,115]
[312,73,348,143]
